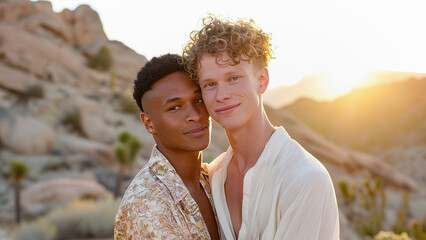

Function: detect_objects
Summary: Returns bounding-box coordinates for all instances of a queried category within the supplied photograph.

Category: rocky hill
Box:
[0,0,227,229]
[0,1,424,239]
[283,78,426,153]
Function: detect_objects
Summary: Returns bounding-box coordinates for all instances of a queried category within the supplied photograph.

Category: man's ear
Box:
[258,67,269,94]
[140,112,155,134]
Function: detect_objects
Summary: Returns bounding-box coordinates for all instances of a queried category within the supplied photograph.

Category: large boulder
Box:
[3,178,112,217]
[0,63,38,94]
[0,22,99,86]
[55,134,114,165]
[61,5,108,48]
[0,0,36,22]
[0,110,55,154]
[81,113,117,143]
[0,0,73,43]
[73,95,101,115]
[33,1,73,43]
[44,62,79,86]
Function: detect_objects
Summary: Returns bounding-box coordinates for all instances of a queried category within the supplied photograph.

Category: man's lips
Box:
[214,103,240,114]
[184,126,208,137]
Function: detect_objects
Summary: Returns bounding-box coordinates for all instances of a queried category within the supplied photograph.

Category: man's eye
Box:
[204,82,216,88]
[195,98,204,104]
[230,76,239,81]
[168,105,181,111]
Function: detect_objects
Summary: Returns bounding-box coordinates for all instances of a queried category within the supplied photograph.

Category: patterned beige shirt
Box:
[114,146,218,240]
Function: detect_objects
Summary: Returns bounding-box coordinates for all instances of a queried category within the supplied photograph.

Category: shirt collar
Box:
[148,145,209,204]
[220,126,290,168]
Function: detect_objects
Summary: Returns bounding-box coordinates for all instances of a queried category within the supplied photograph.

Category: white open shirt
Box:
[208,127,340,240]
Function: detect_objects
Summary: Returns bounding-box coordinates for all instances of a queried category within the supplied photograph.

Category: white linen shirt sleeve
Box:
[274,169,340,240]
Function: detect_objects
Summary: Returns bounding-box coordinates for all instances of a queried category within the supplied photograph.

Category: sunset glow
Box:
[321,69,371,97]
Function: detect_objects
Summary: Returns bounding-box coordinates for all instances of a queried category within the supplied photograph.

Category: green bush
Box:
[87,46,113,71]
[119,93,140,113]
[374,231,412,240]
[23,84,44,99]
[113,130,142,198]
[338,178,386,237]
[339,178,426,240]
[62,106,82,134]
[16,84,45,105]
[14,218,56,240]
[410,219,426,240]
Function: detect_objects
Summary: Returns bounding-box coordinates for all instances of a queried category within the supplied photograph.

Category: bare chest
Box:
[224,166,246,237]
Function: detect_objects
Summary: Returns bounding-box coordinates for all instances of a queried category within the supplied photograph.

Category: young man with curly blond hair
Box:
[183,16,340,240]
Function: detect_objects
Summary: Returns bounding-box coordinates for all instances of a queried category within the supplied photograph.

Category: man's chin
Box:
[185,142,210,152]
[215,120,240,131]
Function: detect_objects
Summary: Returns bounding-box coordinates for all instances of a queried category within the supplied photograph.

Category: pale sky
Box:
[42,0,426,92]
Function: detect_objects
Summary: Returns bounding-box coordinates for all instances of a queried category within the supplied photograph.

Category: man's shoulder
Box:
[114,168,182,239]
[119,164,170,207]
[270,138,333,184]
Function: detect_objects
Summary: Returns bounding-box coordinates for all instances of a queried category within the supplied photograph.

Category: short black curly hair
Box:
[133,54,185,112]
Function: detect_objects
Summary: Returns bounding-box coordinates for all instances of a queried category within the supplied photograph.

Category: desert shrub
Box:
[23,84,44,99]
[113,130,142,197]
[62,106,82,134]
[339,178,426,240]
[14,218,56,240]
[16,84,45,105]
[118,93,139,113]
[109,71,118,89]
[409,219,426,240]
[338,178,386,237]
[393,191,411,234]
[374,231,412,240]
[87,46,113,71]
[45,198,120,239]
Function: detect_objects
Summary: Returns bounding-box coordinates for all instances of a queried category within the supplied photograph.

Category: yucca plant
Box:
[9,159,29,224]
[113,130,142,198]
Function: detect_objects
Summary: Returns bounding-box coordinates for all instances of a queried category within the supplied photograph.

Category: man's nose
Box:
[185,104,202,122]
[215,83,231,102]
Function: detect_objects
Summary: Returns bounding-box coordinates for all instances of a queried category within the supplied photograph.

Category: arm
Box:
[274,170,340,240]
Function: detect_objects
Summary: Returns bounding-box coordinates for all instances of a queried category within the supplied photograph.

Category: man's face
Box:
[197,53,268,130]
[141,72,211,153]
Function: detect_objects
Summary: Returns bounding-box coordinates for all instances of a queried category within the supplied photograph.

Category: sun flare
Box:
[321,69,371,97]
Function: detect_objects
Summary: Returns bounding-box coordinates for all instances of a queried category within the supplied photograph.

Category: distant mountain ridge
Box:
[264,71,426,109]
[282,78,426,152]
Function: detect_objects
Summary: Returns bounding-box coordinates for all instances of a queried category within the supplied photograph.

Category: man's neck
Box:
[225,110,275,173]
[156,146,202,187]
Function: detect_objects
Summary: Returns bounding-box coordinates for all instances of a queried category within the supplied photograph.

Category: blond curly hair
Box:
[183,15,274,82]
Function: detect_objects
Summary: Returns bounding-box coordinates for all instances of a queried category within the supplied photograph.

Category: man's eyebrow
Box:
[199,70,240,82]
[164,89,201,104]
[164,97,181,104]
[225,70,239,76]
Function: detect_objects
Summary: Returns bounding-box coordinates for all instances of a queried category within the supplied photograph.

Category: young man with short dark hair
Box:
[114,54,219,240]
